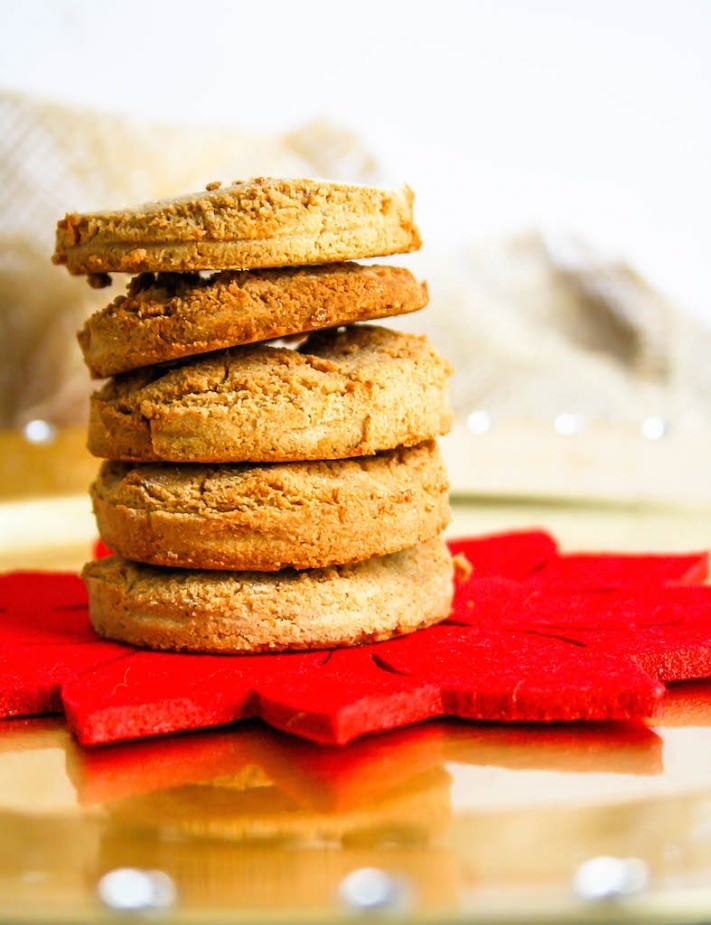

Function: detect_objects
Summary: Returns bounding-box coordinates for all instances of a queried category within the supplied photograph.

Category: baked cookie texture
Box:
[88,325,453,463]
[60,175,455,655]
[82,537,454,653]
[53,178,421,275]
[78,263,428,378]
[90,442,450,571]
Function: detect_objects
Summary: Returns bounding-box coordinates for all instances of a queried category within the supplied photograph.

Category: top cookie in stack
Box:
[53,178,455,654]
[53,177,421,276]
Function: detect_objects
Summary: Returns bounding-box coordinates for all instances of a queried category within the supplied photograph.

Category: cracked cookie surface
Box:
[78,263,428,378]
[82,537,454,653]
[91,441,450,571]
[54,178,420,275]
[88,325,453,463]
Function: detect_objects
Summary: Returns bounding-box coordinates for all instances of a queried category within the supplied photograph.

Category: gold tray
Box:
[2,495,711,924]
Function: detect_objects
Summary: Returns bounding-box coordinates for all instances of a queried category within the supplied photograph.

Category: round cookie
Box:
[78,263,428,378]
[91,442,450,571]
[88,325,453,463]
[82,537,454,653]
[53,178,420,276]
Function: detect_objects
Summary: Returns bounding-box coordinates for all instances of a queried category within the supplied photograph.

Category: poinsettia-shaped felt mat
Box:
[0,531,708,747]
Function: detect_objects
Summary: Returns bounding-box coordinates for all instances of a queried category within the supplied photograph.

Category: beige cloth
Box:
[398,233,711,430]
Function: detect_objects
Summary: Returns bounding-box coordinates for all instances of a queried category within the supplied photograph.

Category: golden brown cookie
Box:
[78,263,428,378]
[91,442,450,571]
[82,537,454,653]
[88,325,453,463]
[53,178,420,275]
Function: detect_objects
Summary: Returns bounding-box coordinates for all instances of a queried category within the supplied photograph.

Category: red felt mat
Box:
[1,531,709,747]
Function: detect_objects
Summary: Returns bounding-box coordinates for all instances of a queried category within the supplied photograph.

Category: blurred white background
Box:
[2,0,709,323]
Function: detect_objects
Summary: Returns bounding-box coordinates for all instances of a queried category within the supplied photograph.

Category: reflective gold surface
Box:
[0,429,96,502]
[5,710,711,923]
[2,450,711,922]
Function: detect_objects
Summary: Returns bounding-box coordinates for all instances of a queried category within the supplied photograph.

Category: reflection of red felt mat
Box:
[69,721,663,810]
[0,531,708,748]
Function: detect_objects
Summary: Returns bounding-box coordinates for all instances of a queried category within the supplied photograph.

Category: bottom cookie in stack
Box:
[83,538,454,653]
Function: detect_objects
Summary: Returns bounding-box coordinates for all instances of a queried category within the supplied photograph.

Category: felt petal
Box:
[62,649,324,746]
[533,551,709,589]
[373,624,664,723]
[0,643,130,718]
[255,649,442,745]
[448,530,557,580]
[0,571,96,643]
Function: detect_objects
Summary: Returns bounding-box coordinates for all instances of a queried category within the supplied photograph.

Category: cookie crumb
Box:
[205,181,222,191]
[87,272,112,289]
[453,552,473,582]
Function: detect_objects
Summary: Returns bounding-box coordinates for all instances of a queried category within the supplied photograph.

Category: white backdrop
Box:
[2,0,709,323]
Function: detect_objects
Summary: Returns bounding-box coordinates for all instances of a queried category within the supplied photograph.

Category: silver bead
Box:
[640,416,669,440]
[22,419,56,445]
[339,867,409,913]
[97,868,177,913]
[554,413,586,437]
[573,855,649,902]
[466,410,493,435]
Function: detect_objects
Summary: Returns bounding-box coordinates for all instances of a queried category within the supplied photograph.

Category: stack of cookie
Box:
[52,178,454,653]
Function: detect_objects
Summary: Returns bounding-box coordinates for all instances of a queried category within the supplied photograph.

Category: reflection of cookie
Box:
[82,537,454,653]
[79,264,428,378]
[105,766,452,844]
[91,442,450,571]
[53,178,420,275]
[88,325,453,463]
